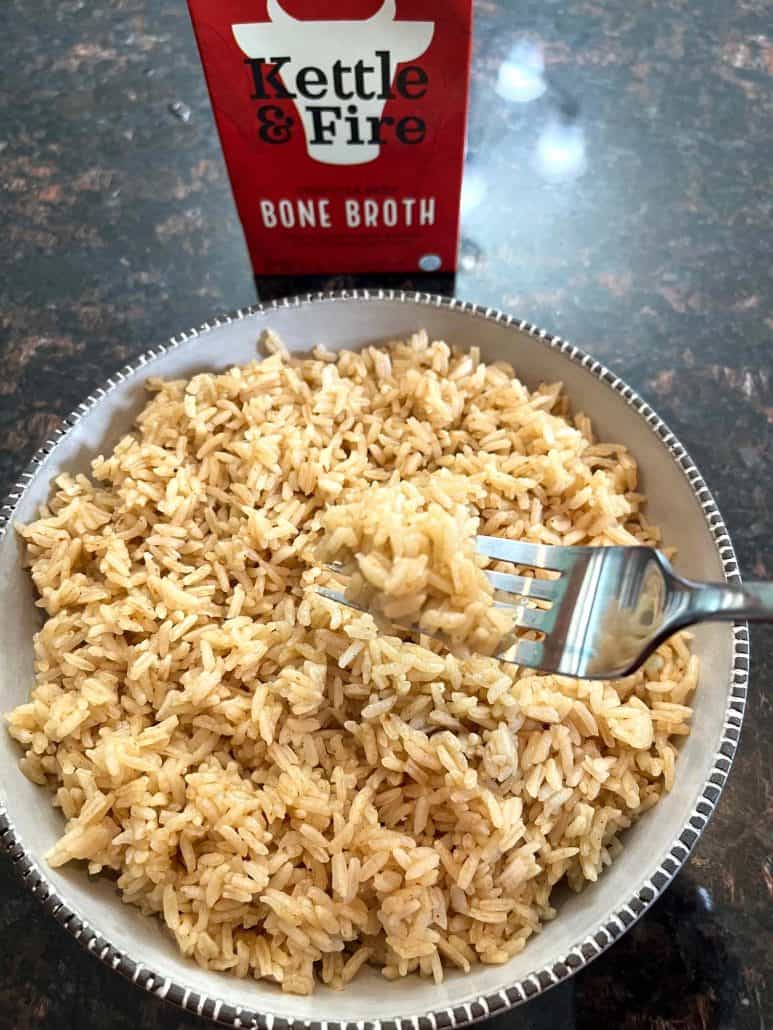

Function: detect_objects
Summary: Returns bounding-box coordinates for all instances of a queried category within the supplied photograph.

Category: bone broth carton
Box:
[187,0,472,275]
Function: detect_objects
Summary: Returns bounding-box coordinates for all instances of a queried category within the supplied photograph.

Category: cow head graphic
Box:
[233,0,435,166]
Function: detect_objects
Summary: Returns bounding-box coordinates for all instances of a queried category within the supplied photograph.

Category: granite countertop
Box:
[0,1,770,1027]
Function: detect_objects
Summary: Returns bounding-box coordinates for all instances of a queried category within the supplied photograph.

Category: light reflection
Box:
[535,119,587,181]
[496,41,546,103]
[460,166,487,216]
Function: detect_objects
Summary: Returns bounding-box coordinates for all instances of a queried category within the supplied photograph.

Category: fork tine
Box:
[476,536,577,571]
[317,587,367,614]
[485,569,562,602]
[320,585,555,639]
[317,588,456,649]
[495,637,545,670]
[492,601,555,633]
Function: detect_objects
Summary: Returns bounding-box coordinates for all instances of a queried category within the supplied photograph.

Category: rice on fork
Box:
[318,476,515,654]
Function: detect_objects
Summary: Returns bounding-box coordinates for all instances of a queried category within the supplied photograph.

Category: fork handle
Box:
[680,579,773,623]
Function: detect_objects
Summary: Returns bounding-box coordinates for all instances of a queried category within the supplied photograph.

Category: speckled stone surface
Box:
[0,1,770,1028]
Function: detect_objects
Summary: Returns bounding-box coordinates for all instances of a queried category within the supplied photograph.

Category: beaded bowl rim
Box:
[0,289,749,1029]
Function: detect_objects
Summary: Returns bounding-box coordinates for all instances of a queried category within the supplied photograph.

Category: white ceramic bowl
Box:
[0,292,748,1028]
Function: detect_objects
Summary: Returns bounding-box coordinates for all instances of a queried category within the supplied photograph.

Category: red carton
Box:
[187,0,472,275]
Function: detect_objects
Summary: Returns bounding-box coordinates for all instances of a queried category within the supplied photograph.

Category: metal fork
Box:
[319,538,773,679]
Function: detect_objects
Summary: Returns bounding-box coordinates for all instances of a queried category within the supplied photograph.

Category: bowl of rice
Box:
[0,291,747,1028]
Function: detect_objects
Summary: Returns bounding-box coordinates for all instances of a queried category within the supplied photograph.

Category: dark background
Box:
[0,1,771,1028]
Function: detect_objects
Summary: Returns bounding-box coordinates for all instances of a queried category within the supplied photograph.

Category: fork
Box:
[319,538,773,679]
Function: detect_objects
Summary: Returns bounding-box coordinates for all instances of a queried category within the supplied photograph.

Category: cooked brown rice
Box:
[6,330,697,995]
[318,478,514,654]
